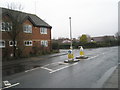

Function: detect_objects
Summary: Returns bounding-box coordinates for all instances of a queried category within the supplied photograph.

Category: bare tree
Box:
[3,3,24,58]
[7,2,23,11]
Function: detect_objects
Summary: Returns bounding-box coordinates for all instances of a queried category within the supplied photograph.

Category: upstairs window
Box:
[9,41,17,47]
[0,40,5,48]
[40,27,47,34]
[6,22,12,31]
[23,25,32,33]
[1,22,12,31]
[41,40,48,47]
[2,22,5,31]
[24,40,32,46]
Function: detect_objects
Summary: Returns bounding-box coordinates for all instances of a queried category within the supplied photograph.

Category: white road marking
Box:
[40,67,53,72]
[87,52,106,60]
[87,55,99,60]
[44,62,63,67]
[40,62,69,72]
[1,83,20,90]
[25,62,66,73]
[50,62,78,73]
[3,81,11,86]
[25,67,40,72]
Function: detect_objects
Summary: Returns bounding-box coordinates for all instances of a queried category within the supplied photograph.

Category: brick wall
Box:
[2,16,52,58]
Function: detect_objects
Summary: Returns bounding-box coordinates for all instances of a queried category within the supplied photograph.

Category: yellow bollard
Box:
[67,49,74,60]
[80,51,84,56]
[80,46,84,56]
[75,46,88,59]
[68,53,74,59]
[71,54,74,59]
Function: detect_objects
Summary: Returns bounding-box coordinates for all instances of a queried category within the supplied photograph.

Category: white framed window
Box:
[9,41,17,46]
[0,40,5,48]
[24,40,32,46]
[1,22,5,31]
[1,22,12,31]
[6,22,12,31]
[23,25,32,33]
[41,40,48,47]
[40,27,47,34]
[0,22,2,31]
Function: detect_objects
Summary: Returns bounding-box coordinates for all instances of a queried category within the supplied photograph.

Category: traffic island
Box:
[75,46,88,60]
[64,59,79,63]
[64,49,79,63]
[76,56,88,59]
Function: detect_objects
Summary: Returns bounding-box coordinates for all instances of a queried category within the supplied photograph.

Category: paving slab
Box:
[103,68,118,88]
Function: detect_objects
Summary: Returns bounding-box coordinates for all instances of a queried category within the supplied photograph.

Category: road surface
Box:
[2,46,118,88]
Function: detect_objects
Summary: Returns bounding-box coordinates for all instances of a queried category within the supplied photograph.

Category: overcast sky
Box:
[0,0,119,39]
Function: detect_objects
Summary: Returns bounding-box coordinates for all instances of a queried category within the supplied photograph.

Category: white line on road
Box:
[50,62,78,73]
[1,83,20,90]
[86,52,106,61]
[25,62,65,73]
[40,67,53,72]
[44,62,63,67]
[25,67,40,72]
[87,55,99,60]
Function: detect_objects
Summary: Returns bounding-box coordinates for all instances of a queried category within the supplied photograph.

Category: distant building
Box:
[62,40,71,44]
[91,36,115,42]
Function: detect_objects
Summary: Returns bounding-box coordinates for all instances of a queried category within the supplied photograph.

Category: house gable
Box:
[22,16,36,26]
[2,12,12,22]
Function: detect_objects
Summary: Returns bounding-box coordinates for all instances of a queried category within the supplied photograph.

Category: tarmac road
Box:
[2,46,118,88]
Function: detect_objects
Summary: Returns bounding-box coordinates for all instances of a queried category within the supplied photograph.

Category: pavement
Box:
[2,50,68,66]
[103,65,119,88]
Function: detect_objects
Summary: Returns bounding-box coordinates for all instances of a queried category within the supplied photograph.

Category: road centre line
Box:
[25,53,106,73]
[49,62,78,73]
[24,53,106,73]
[87,55,99,60]
[86,52,105,60]
[1,83,20,90]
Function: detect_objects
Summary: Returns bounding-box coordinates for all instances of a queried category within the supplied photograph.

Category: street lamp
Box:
[64,17,79,63]
[69,17,72,50]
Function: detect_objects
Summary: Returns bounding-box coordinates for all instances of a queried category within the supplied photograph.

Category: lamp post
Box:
[69,17,72,50]
[64,17,80,63]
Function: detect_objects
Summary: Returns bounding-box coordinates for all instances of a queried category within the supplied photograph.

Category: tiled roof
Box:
[1,7,52,28]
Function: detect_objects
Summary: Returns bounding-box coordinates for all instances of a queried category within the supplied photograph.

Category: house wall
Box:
[22,19,51,56]
[1,16,52,58]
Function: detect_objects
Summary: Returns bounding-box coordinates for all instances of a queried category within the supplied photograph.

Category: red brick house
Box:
[0,8,52,58]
